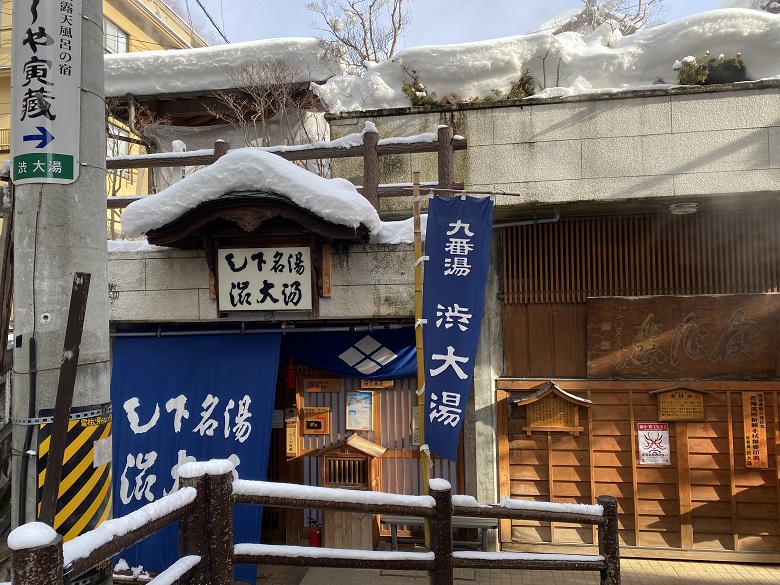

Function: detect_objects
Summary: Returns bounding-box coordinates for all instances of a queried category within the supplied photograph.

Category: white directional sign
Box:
[11,0,82,184]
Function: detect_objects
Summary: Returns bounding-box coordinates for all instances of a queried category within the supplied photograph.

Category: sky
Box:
[187,0,726,48]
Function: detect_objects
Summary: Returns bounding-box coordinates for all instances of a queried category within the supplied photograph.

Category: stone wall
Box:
[108,244,415,324]
[328,83,780,215]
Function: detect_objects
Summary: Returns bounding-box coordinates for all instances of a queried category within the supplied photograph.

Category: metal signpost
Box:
[11,0,82,184]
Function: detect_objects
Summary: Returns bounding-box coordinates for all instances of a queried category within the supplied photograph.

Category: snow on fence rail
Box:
[105,125,467,211]
[6,460,620,585]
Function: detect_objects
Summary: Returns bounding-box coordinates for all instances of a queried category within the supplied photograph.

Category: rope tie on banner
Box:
[415,318,427,329]
[416,384,425,397]
[414,255,429,266]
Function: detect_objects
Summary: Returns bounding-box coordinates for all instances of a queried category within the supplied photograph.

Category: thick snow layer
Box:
[62,487,197,566]
[369,215,428,245]
[105,38,339,97]
[235,543,434,561]
[452,495,490,508]
[120,148,381,238]
[147,555,200,585]
[311,9,780,112]
[7,522,57,550]
[233,479,436,508]
[178,459,234,478]
[429,478,451,491]
[499,497,603,517]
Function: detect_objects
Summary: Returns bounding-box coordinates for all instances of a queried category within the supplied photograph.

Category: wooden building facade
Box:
[497,207,780,561]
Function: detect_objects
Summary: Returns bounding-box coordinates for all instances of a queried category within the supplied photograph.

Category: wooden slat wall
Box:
[502,210,780,305]
[299,372,458,517]
[502,381,780,557]
[499,209,780,557]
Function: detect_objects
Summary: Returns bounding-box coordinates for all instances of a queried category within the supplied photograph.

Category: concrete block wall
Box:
[108,244,415,325]
[328,84,780,213]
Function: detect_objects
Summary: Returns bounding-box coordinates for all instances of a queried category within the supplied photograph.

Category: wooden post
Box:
[413,172,431,549]
[39,273,91,526]
[11,532,63,585]
[207,471,234,585]
[362,128,380,211]
[676,421,693,550]
[597,495,621,585]
[213,140,230,162]
[179,474,208,585]
[436,125,453,194]
[430,483,453,585]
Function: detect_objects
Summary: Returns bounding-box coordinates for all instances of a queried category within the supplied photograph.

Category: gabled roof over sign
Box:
[144,191,371,248]
[512,381,592,406]
[120,148,381,240]
[313,434,387,459]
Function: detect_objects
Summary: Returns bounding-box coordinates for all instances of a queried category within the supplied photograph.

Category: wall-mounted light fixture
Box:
[669,202,699,215]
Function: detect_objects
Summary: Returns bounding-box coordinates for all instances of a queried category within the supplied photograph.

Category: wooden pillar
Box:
[11,531,63,585]
[676,421,693,549]
[597,495,621,585]
[430,482,453,585]
[207,471,234,585]
[436,125,454,193]
[496,389,511,543]
[362,128,380,211]
[213,140,230,161]
[179,474,208,585]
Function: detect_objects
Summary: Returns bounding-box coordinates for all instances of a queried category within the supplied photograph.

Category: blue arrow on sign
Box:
[23,126,55,149]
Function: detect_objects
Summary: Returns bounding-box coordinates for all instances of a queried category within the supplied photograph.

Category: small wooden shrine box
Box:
[513,380,592,436]
[316,434,386,549]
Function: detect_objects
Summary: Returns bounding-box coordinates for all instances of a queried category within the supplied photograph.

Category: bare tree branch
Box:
[307,0,412,74]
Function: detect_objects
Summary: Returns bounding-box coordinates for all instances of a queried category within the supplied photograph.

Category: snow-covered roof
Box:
[105,38,339,98]
[120,148,381,238]
[311,9,780,113]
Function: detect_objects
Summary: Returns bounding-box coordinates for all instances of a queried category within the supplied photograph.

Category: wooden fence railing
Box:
[105,124,466,211]
[8,462,620,585]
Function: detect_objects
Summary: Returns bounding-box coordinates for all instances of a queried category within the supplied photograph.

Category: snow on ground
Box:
[105,38,339,97]
[120,148,381,238]
[311,9,780,112]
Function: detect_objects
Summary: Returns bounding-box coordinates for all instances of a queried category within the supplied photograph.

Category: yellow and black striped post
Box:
[36,406,112,541]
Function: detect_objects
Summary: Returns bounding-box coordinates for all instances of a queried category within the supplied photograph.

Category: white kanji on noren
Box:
[429,345,470,379]
[429,391,463,427]
[435,303,473,331]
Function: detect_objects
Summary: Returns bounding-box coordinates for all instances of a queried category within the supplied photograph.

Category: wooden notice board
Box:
[305,378,340,393]
[587,294,780,379]
[654,388,707,421]
[302,407,331,435]
[742,392,768,468]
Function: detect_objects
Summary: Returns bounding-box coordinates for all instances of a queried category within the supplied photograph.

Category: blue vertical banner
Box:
[111,333,281,584]
[423,195,494,461]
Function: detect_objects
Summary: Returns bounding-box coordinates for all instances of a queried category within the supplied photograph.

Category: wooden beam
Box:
[39,273,91,526]
[106,138,467,170]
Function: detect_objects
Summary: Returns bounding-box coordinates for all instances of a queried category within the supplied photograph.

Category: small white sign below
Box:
[637,422,670,465]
